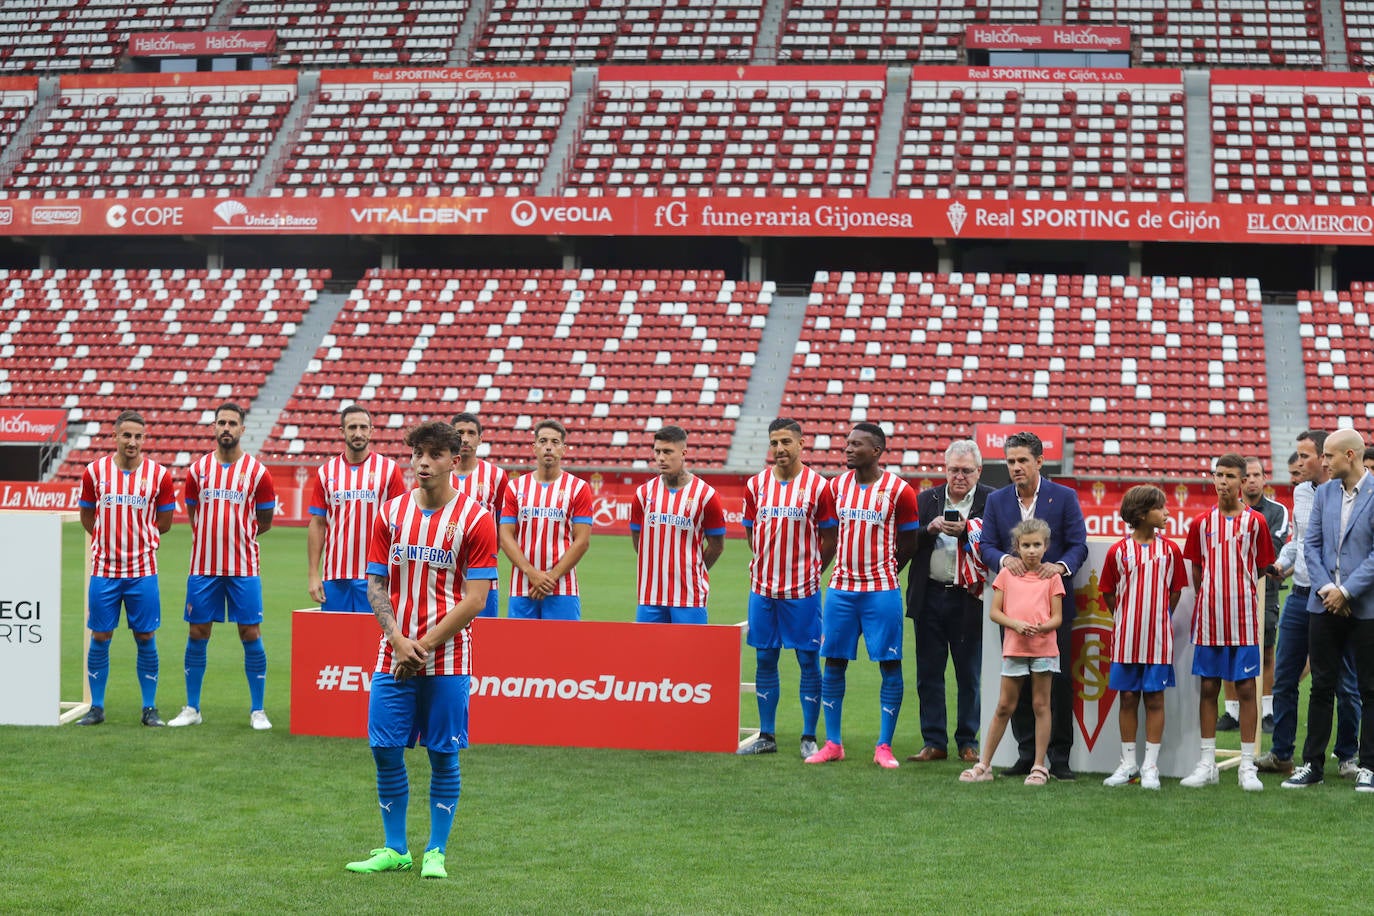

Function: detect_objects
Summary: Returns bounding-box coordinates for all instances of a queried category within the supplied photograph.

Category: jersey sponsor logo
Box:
[330,487,379,504]
[101,493,150,508]
[390,543,456,568]
[838,507,885,524]
[519,506,568,521]
[758,505,807,520]
[647,511,695,529]
[200,487,248,503]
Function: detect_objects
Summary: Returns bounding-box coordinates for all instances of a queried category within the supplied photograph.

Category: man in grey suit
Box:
[1284,428,1374,791]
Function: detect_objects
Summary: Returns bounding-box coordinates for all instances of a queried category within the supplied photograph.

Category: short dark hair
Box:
[1004,431,1043,459]
[851,422,886,451]
[1215,453,1248,475]
[655,424,687,445]
[534,419,567,440]
[113,409,145,428]
[450,412,482,435]
[406,420,462,454]
[1287,451,1301,465]
[340,404,370,425]
[1297,429,1327,452]
[768,417,803,436]
[1364,447,1374,462]
[215,401,245,421]
[1120,485,1166,528]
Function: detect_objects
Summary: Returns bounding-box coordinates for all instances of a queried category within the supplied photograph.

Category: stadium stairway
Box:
[753,0,789,65]
[1262,302,1311,465]
[0,76,57,187]
[239,288,351,456]
[445,0,492,67]
[539,67,598,196]
[248,71,320,197]
[1041,0,1065,22]
[866,68,911,198]
[724,293,809,472]
[1322,0,1351,70]
[207,0,242,30]
[1183,71,1214,203]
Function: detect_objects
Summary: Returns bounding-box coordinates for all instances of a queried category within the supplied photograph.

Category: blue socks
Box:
[184,637,208,709]
[754,648,781,735]
[87,638,110,707]
[797,649,821,738]
[426,748,461,854]
[821,660,847,745]
[135,636,158,707]
[878,663,904,747]
[373,747,409,854]
[242,638,267,711]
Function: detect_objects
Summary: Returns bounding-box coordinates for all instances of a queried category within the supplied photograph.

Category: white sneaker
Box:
[167,706,202,727]
[1103,761,1140,787]
[250,710,272,731]
[1239,762,1264,792]
[1140,765,1161,790]
[1339,756,1360,779]
[1179,759,1219,788]
[799,737,819,760]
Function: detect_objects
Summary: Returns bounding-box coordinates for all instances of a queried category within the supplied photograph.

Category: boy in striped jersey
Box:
[346,420,498,879]
[451,412,511,617]
[1180,453,1276,790]
[806,423,920,769]
[630,425,726,624]
[737,419,837,758]
[499,420,593,620]
[75,410,177,727]
[168,402,278,730]
[1100,485,1188,789]
[307,405,406,612]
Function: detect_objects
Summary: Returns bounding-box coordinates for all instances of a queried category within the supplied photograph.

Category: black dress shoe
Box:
[1001,758,1034,777]
[1049,761,1076,781]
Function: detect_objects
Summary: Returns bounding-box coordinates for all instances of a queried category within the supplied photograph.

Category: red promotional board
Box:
[290,612,741,752]
[0,480,81,511]
[0,408,67,443]
[127,31,277,58]
[972,423,1065,462]
[6,194,1374,246]
[324,65,573,84]
[963,25,1132,52]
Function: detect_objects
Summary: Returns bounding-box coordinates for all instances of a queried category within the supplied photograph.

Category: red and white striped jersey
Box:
[1183,507,1276,647]
[452,459,511,516]
[366,490,498,676]
[79,456,177,578]
[630,475,726,607]
[499,471,594,598]
[828,470,920,592]
[183,453,277,577]
[742,466,837,599]
[308,452,407,581]
[1099,534,1188,664]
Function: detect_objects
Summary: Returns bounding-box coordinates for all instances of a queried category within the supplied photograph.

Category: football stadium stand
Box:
[777,0,1040,63]
[262,269,769,467]
[0,0,214,74]
[231,0,470,69]
[1297,282,1374,429]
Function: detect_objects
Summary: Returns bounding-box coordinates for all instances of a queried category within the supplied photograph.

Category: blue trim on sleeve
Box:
[184,497,199,508]
[499,515,518,525]
[466,568,498,581]
[308,506,327,517]
[629,523,642,532]
[156,502,177,512]
[704,527,727,537]
[78,500,96,509]
[817,519,839,529]
[365,562,388,577]
[571,515,593,525]
[897,521,922,532]
[256,501,277,510]
[741,519,754,528]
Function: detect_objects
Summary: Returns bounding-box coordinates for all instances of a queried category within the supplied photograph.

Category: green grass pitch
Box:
[0,521,1365,913]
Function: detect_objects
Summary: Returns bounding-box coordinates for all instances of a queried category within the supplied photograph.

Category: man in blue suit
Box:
[1285,428,1374,791]
[980,431,1089,780]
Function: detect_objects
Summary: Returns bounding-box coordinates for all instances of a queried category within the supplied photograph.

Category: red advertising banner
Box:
[7,194,1373,246]
[910,64,1179,84]
[0,408,66,444]
[972,423,1066,462]
[290,612,742,751]
[963,25,1132,52]
[58,70,297,90]
[325,66,573,84]
[127,31,277,58]
[0,481,81,511]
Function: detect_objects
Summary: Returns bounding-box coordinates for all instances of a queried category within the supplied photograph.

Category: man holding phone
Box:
[904,440,994,762]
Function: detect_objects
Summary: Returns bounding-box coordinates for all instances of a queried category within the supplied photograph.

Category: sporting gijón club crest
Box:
[1070,572,1116,751]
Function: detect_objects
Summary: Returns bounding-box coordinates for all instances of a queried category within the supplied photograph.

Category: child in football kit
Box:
[1099,486,1188,790]
[959,518,1064,786]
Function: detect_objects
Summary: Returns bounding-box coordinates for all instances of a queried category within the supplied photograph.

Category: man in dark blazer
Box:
[980,430,1089,780]
[906,440,994,763]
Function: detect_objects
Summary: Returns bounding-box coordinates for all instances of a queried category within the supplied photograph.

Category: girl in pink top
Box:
[960,518,1064,786]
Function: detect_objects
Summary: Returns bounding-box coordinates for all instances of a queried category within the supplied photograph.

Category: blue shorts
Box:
[821,588,904,662]
[747,592,822,651]
[508,595,582,620]
[184,575,264,625]
[88,575,161,633]
[368,671,471,751]
[637,605,708,625]
[322,578,370,613]
[1192,644,1261,681]
[1109,662,1177,692]
[475,588,500,619]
